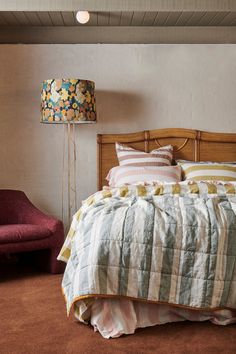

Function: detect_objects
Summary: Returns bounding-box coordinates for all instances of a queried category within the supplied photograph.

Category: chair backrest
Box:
[0,190,28,225]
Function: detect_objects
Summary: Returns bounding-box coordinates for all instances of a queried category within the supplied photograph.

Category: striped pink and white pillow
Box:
[115,143,173,167]
[106,165,181,187]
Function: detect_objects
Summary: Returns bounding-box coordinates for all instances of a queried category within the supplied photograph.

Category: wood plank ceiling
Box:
[0,1,236,43]
[1,11,236,27]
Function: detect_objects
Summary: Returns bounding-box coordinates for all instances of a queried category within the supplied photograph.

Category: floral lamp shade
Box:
[41,79,96,123]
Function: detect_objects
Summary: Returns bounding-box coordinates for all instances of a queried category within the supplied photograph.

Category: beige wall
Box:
[0,44,236,223]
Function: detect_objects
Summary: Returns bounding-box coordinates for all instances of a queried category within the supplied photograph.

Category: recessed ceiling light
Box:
[76,11,90,24]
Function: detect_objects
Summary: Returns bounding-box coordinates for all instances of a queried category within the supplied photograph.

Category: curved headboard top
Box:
[97,128,236,190]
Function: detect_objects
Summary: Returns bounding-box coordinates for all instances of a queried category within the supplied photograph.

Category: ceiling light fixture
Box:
[76,11,90,24]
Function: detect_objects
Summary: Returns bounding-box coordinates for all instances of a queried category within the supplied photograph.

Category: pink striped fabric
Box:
[106,165,181,187]
[115,143,173,167]
[89,298,236,338]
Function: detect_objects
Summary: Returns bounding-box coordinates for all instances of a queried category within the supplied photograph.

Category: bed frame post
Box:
[144,130,150,152]
[195,130,201,162]
[97,134,102,190]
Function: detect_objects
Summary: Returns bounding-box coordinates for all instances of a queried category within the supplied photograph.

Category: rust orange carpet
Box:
[0,262,235,354]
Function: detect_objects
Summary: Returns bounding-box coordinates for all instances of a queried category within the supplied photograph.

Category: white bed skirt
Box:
[74,298,236,339]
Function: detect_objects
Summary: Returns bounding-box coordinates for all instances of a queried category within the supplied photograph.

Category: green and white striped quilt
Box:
[58,182,236,315]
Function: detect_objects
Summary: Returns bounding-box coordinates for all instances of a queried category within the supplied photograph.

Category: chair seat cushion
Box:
[0,224,51,244]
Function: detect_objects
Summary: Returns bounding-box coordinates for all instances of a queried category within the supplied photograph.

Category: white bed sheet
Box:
[74,298,236,339]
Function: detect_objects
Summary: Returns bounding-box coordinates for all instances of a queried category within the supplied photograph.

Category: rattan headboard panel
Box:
[97,128,236,190]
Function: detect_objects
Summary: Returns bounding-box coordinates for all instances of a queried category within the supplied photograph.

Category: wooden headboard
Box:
[97,128,236,190]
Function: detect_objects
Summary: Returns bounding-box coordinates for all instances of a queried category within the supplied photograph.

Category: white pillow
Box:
[106,165,182,188]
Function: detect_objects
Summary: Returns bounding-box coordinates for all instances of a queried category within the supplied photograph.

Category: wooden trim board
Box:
[1,26,236,44]
[1,0,236,12]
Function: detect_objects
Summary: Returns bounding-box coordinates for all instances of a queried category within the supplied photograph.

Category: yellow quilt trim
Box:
[207,183,217,194]
[119,186,129,197]
[137,185,147,196]
[172,183,181,194]
[154,185,164,195]
[60,247,71,261]
[225,184,236,194]
[189,183,199,194]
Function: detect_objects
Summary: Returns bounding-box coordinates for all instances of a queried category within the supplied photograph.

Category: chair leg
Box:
[47,247,65,274]
[29,249,65,274]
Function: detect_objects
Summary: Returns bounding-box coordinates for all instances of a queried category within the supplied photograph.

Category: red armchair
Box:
[0,190,65,274]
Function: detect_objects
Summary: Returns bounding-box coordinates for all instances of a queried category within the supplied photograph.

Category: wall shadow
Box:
[96,89,147,124]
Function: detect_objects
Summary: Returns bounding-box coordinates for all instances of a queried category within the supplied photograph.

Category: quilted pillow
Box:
[178,162,236,181]
[115,143,173,167]
[106,165,181,187]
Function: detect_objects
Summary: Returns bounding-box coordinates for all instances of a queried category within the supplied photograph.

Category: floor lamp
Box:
[40,78,96,228]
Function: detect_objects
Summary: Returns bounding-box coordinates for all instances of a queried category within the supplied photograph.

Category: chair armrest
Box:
[0,190,65,249]
[20,202,63,234]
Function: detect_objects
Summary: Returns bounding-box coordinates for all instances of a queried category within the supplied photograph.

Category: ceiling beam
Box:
[1,0,236,12]
[0,26,235,44]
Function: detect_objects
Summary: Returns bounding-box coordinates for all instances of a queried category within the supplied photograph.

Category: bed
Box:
[58,128,236,338]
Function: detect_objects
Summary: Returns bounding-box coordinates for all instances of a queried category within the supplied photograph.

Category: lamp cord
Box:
[62,123,66,227]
